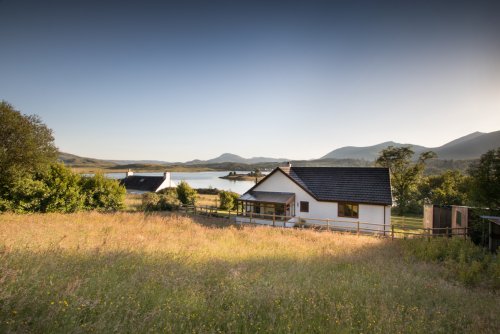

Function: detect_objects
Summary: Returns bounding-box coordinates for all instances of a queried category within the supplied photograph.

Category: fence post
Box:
[228,210,231,220]
[273,213,275,227]
[250,210,252,224]
[326,219,329,231]
[446,226,450,238]
[427,228,431,242]
[391,225,394,240]
[357,221,360,236]
[463,227,467,240]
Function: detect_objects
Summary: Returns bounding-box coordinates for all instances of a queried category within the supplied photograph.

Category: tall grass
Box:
[0,212,498,333]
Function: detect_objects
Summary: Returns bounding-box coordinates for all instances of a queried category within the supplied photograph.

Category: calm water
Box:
[105,171,260,194]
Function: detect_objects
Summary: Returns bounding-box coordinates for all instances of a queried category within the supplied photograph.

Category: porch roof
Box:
[239,191,295,204]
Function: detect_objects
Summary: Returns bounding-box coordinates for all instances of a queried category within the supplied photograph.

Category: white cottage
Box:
[120,170,171,194]
[236,165,392,233]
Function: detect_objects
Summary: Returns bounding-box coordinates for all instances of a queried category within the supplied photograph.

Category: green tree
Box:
[80,173,126,211]
[468,148,500,208]
[40,164,84,212]
[376,146,436,215]
[419,170,469,206]
[0,101,58,182]
[219,190,240,210]
[176,181,197,206]
[3,164,84,213]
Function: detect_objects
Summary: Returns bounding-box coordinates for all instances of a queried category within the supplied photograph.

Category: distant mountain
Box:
[58,152,117,168]
[185,153,289,165]
[321,131,499,161]
[321,142,428,160]
[433,131,500,160]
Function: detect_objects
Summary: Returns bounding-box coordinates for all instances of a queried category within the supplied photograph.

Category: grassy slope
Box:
[0,212,498,333]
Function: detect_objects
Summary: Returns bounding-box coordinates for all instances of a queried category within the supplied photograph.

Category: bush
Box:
[176,181,197,206]
[0,164,125,213]
[40,164,84,213]
[196,187,220,195]
[142,188,180,211]
[80,173,126,211]
[402,237,499,288]
[219,190,240,210]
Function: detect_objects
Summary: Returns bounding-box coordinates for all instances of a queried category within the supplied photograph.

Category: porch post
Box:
[273,204,276,227]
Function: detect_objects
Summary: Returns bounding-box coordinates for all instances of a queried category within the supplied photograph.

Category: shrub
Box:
[219,190,240,210]
[176,181,197,206]
[141,188,180,211]
[40,164,84,213]
[80,173,126,211]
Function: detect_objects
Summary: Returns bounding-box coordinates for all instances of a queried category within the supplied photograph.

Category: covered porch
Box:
[236,191,296,227]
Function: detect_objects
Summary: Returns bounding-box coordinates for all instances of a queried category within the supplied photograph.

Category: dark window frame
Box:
[338,202,359,218]
[299,201,309,213]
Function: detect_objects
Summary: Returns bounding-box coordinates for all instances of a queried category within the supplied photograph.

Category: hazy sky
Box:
[1,0,499,161]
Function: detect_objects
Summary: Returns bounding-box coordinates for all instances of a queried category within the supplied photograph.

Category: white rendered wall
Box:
[156,173,171,192]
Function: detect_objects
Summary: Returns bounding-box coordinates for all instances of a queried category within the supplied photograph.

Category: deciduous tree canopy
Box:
[0,101,58,181]
[376,146,436,215]
[468,148,500,208]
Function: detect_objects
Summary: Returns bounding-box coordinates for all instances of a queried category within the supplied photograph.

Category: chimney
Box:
[126,169,134,177]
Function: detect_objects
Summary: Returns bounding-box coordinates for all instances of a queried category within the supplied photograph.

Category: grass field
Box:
[1,212,498,333]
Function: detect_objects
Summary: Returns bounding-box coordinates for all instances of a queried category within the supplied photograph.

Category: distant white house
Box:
[120,170,171,194]
[236,165,392,233]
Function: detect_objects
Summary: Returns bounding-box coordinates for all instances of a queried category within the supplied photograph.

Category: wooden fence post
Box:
[357,221,360,236]
[326,219,329,231]
[273,213,275,227]
[391,225,394,240]
[228,210,231,220]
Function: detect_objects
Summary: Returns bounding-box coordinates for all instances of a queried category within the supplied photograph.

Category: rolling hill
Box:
[185,153,289,165]
[321,131,499,161]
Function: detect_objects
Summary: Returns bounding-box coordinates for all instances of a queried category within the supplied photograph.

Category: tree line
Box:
[376,146,499,215]
[0,101,125,213]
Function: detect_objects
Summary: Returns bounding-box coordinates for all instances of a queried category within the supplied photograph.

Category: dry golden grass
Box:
[124,193,143,211]
[196,193,219,207]
[0,212,498,333]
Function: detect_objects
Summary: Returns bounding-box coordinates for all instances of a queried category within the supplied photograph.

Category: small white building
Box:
[236,165,392,233]
[120,170,171,194]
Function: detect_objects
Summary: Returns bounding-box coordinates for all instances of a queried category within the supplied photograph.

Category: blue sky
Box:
[1,0,499,161]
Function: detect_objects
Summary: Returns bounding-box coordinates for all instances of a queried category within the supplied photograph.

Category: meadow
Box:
[0,212,498,333]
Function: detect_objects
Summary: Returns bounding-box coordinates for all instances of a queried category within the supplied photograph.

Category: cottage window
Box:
[300,201,309,213]
[338,203,359,218]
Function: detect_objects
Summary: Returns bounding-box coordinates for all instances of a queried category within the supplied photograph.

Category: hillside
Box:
[1,212,497,333]
[434,130,500,159]
[186,153,288,165]
[321,131,499,161]
[321,141,428,160]
[58,152,117,168]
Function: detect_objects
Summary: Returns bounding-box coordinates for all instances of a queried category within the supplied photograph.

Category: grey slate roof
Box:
[119,176,166,192]
[244,167,392,205]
